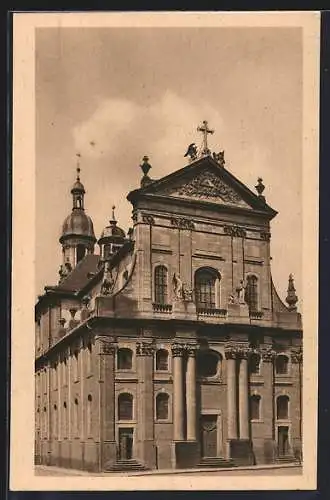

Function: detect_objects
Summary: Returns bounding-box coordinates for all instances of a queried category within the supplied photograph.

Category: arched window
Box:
[156,393,169,420]
[154,265,168,304]
[277,395,289,420]
[87,394,92,436]
[195,267,220,309]
[249,353,261,374]
[250,394,261,420]
[156,349,169,371]
[245,275,258,313]
[197,350,222,378]
[77,244,86,263]
[118,393,133,420]
[276,355,289,375]
[117,348,133,370]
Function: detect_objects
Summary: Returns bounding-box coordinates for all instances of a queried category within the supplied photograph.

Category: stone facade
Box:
[35,154,302,471]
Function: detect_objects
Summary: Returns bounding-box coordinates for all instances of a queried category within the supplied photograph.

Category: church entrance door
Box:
[119,428,133,460]
[277,426,289,456]
[200,415,218,457]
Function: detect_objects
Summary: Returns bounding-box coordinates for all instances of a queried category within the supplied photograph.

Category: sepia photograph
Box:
[11,11,319,491]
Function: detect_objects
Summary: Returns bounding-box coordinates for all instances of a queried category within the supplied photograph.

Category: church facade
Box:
[35,129,302,472]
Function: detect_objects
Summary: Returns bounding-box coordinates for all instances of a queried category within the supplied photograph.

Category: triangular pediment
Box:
[161,167,250,208]
[128,156,277,218]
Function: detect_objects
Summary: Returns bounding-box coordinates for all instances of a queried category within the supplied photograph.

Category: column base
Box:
[227,439,255,466]
[172,440,200,469]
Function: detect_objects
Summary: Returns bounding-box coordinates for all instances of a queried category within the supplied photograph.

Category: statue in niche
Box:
[100,262,115,296]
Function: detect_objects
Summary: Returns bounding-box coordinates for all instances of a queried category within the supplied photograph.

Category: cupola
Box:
[98,205,126,261]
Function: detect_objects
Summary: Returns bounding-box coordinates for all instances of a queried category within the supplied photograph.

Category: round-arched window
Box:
[195,267,220,310]
[197,350,222,378]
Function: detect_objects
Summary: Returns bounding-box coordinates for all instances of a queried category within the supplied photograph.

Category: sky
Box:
[35,26,303,305]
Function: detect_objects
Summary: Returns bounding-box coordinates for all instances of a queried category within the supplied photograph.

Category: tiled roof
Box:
[57,254,100,292]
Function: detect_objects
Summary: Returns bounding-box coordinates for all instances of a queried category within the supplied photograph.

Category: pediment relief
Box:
[161,170,250,208]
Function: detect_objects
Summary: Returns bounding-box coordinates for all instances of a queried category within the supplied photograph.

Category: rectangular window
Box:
[154,266,168,304]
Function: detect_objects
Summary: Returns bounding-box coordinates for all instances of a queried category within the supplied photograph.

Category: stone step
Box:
[197,457,236,468]
[106,459,149,472]
[275,455,298,463]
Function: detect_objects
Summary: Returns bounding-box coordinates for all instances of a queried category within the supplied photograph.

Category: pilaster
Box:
[96,335,117,470]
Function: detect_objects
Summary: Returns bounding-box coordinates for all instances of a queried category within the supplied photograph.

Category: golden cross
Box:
[197,120,214,156]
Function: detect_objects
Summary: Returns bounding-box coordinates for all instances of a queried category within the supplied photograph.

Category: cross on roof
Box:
[197,120,214,156]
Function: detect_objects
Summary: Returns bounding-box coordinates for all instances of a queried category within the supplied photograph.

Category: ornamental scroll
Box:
[95,336,117,355]
[223,225,247,238]
[170,217,195,230]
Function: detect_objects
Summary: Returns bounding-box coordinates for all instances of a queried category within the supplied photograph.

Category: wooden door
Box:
[201,415,218,457]
[119,428,133,460]
[278,426,289,456]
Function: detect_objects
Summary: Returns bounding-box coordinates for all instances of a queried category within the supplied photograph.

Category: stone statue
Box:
[173,273,184,300]
[228,292,237,305]
[182,286,193,302]
[213,150,225,166]
[184,143,198,161]
[236,280,246,304]
[59,261,72,281]
[100,262,115,296]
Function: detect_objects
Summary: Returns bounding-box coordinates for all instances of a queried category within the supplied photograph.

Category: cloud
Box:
[72,91,224,172]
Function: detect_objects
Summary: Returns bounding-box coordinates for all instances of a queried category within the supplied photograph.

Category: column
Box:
[136,341,156,468]
[186,346,197,441]
[172,344,185,441]
[225,350,238,439]
[238,351,249,439]
[96,335,117,470]
[261,346,276,462]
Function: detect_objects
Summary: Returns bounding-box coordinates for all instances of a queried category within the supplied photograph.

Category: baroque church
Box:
[35,122,302,472]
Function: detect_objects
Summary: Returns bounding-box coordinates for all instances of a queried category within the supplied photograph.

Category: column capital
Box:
[95,335,117,355]
[261,347,276,362]
[136,341,155,357]
[225,342,250,359]
[172,343,186,357]
[291,348,303,364]
[185,344,198,357]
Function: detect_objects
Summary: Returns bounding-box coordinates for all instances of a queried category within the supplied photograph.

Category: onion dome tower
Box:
[59,167,96,273]
[98,205,126,261]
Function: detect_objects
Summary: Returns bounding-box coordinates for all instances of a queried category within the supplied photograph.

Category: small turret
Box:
[98,205,126,261]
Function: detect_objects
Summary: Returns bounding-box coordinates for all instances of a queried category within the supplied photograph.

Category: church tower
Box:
[59,167,96,275]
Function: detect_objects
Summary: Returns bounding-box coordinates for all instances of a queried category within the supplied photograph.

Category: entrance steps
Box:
[106,459,149,472]
[275,455,299,464]
[196,457,236,468]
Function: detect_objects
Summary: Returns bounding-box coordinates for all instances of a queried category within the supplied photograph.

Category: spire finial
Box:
[286,273,298,311]
[76,152,81,178]
[110,204,117,226]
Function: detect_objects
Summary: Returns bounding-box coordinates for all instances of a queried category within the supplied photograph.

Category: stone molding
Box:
[291,348,303,364]
[136,341,155,357]
[171,343,197,357]
[224,342,250,359]
[95,336,117,355]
